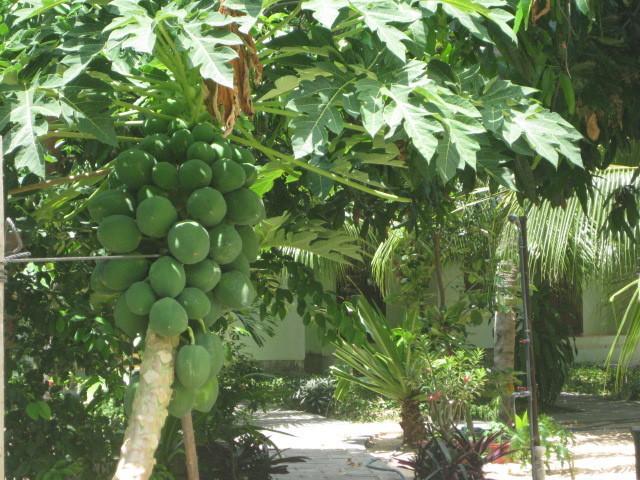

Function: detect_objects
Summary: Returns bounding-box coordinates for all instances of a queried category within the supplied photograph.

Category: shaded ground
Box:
[256,410,408,479]
[256,393,638,479]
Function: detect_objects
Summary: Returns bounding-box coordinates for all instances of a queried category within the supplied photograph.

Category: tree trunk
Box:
[181,413,200,480]
[432,231,446,309]
[493,260,518,425]
[400,398,427,446]
[113,332,179,480]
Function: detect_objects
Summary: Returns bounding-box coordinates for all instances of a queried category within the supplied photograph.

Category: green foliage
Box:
[515,280,577,409]
[331,295,488,433]
[251,373,398,422]
[499,166,640,285]
[292,376,335,416]
[398,427,509,480]
[566,364,640,400]
[421,348,488,433]
[332,296,425,404]
[1,0,589,210]
[507,411,574,472]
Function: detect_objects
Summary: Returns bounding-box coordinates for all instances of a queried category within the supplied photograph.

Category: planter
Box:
[488,441,511,464]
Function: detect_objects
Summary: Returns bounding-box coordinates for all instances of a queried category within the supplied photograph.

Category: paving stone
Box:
[254,410,409,479]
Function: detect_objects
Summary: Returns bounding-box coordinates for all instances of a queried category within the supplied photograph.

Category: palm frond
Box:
[331,296,424,402]
[256,213,364,285]
[498,166,640,285]
[371,227,406,298]
[606,276,640,387]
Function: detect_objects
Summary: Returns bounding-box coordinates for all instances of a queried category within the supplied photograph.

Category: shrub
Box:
[507,412,574,472]
[398,428,509,480]
[565,363,640,400]
[292,377,335,415]
[421,347,488,433]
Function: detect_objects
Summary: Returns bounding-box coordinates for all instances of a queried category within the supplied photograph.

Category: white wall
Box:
[582,281,617,336]
[239,262,637,367]
[239,305,306,362]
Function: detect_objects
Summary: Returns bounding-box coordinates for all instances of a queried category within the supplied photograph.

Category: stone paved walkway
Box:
[255,410,409,479]
[256,394,640,479]
[487,393,638,479]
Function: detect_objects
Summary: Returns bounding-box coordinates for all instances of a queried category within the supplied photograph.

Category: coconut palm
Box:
[370,162,640,406]
[498,165,639,382]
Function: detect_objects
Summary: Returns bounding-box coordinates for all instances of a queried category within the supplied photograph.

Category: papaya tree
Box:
[0,0,591,477]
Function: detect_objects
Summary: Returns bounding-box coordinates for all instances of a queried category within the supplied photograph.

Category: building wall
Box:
[241,262,634,369]
[238,303,306,371]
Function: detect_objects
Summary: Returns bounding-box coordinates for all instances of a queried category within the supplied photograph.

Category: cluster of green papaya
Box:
[88,117,263,416]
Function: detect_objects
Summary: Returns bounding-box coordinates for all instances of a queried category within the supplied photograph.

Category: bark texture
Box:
[400,398,427,446]
[113,332,179,480]
[493,260,518,425]
[181,413,200,480]
[432,231,446,309]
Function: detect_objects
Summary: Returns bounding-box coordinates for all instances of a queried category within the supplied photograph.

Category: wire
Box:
[2,254,160,264]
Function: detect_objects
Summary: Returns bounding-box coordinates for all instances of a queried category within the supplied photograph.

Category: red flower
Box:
[428,391,442,402]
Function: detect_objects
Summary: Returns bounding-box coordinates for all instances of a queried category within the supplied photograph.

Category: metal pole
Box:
[632,426,640,479]
[510,215,544,479]
[0,141,6,480]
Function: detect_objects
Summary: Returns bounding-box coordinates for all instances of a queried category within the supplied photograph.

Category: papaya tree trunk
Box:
[399,398,427,446]
[432,231,446,309]
[181,413,200,480]
[493,260,518,425]
[113,332,178,480]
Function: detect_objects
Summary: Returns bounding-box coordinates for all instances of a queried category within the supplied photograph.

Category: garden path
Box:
[258,394,640,479]
[255,410,410,479]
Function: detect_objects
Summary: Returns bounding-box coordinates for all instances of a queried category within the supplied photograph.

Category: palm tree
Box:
[498,165,639,383]
[369,162,640,409]
[331,297,428,446]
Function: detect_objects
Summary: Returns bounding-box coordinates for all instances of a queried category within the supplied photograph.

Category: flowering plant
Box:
[420,347,488,434]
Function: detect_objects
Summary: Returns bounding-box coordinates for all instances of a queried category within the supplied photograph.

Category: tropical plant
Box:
[518,280,578,409]
[292,377,335,416]
[198,432,308,480]
[331,296,428,445]
[421,348,488,434]
[506,411,574,473]
[607,275,640,383]
[497,164,639,396]
[0,0,596,476]
[397,427,510,480]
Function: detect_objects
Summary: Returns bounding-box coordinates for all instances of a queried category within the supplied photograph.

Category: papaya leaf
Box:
[421,0,517,43]
[4,87,60,177]
[12,0,69,25]
[223,0,264,32]
[251,164,298,196]
[104,0,156,54]
[435,118,481,181]
[350,0,421,62]
[59,90,117,146]
[384,85,442,165]
[259,75,300,101]
[508,106,583,168]
[257,213,362,265]
[355,79,385,138]
[286,75,350,158]
[177,21,240,88]
[301,0,348,28]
